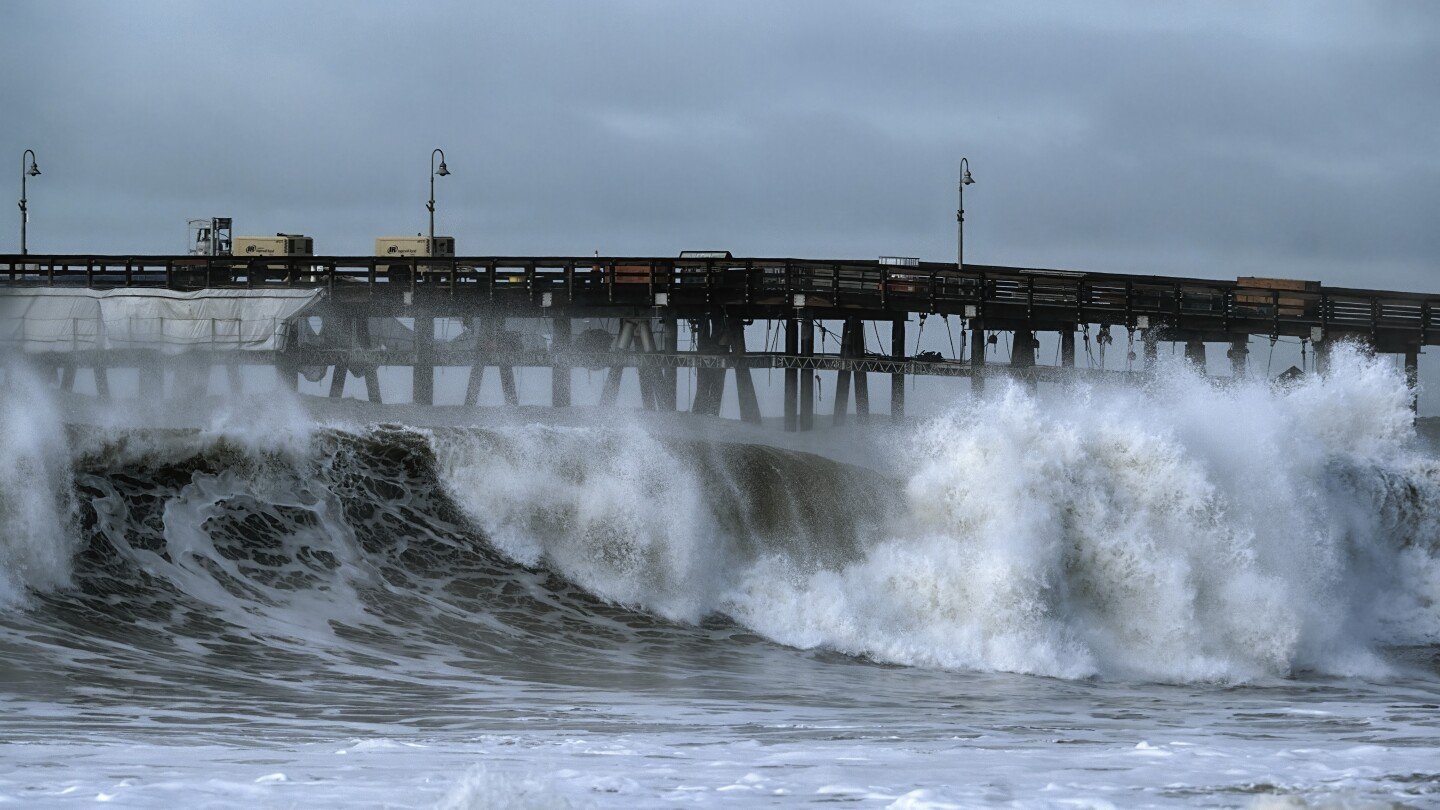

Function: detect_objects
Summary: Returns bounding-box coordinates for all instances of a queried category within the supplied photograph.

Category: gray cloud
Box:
[3,0,1437,290]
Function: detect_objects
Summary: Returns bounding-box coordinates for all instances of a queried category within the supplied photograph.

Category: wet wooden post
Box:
[635,319,661,411]
[465,317,487,407]
[1314,337,1330,375]
[891,318,905,420]
[799,317,815,431]
[1184,339,1206,370]
[327,316,351,398]
[833,319,853,426]
[357,317,380,403]
[1012,330,1036,367]
[552,316,571,408]
[970,320,986,395]
[659,316,678,411]
[1012,329,1037,393]
[601,320,635,408]
[1060,325,1076,368]
[414,315,434,406]
[853,320,870,422]
[1406,345,1420,413]
[784,317,799,432]
[730,315,762,424]
[1143,327,1160,370]
[1228,336,1249,378]
[691,318,727,416]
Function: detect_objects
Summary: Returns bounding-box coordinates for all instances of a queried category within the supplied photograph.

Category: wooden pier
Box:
[2,253,1433,424]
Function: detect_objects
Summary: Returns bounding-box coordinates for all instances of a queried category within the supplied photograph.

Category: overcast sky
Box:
[3,1,1437,291]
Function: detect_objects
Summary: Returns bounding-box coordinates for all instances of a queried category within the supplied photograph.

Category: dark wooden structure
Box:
[3,253,1432,424]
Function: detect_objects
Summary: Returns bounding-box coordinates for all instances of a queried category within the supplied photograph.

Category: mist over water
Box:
[1,344,1439,807]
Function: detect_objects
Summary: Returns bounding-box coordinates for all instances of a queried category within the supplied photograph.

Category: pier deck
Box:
[3,253,1432,424]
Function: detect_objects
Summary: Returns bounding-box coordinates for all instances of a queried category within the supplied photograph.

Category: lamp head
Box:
[435,161,450,177]
[27,161,40,177]
[961,169,974,186]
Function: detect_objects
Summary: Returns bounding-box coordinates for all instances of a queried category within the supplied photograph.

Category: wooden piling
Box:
[853,320,870,422]
[1406,345,1420,413]
[800,317,815,430]
[730,316,762,424]
[891,319,905,420]
[414,315,434,406]
[1228,336,1249,378]
[970,321,986,395]
[833,319,853,426]
[659,316,678,411]
[1184,339,1206,369]
[552,316,571,408]
[784,318,799,432]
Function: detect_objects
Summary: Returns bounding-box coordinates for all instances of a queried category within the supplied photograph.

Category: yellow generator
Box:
[375,237,456,282]
[233,234,314,256]
[375,236,455,259]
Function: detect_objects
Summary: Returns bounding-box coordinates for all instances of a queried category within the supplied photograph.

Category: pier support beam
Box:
[1142,328,1159,371]
[833,320,853,426]
[551,316,571,408]
[464,318,487,407]
[635,319,660,410]
[659,316,678,411]
[853,321,870,422]
[1228,337,1249,378]
[891,319,905,421]
[1314,338,1330,375]
[691,317,726,416]
[1011,330,1036,367]
[971,321,985,395]
[1060,325,1076,368]
[328,316,352,398]
[799,317,815,431]
[730,316,762,424]
[1406,345,1420,413]
[1012,329,1038,393]
[1184,339,1206,370]
[413,316,434,407]
[784,318,799,432]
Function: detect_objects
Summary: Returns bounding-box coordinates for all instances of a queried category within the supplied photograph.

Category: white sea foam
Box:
[433,345,1440,682]
[730,346,1440,681]
[0,365,78,605]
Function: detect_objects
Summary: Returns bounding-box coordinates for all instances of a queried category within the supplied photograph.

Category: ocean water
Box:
[1,346,1438,808]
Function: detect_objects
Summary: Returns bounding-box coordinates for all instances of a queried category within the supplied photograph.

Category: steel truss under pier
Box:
[3,252,1432,426]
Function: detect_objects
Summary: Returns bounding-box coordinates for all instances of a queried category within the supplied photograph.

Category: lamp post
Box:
[427,148,449,247]
[19,149,40,255]
[957,157,974,271]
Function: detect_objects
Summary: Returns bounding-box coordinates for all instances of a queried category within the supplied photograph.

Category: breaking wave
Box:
[1,344,1438,687]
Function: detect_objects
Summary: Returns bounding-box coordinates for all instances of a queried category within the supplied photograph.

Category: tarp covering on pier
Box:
[0,288,323,353]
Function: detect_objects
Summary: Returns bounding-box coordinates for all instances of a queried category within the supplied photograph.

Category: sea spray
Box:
[726,344,1440,681]
[0,365,78,605]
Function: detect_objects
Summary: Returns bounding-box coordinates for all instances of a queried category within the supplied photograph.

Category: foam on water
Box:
[2,345,1440,807]
[425,344,1440,682]
[0,366,77,606]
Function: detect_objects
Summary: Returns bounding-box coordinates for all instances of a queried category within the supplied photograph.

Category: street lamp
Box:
[19,149,40,255]
[427,148,449,247]
[957,157,974,271]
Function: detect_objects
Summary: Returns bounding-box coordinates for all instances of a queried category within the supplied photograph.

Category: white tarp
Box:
[0,288,323,353]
